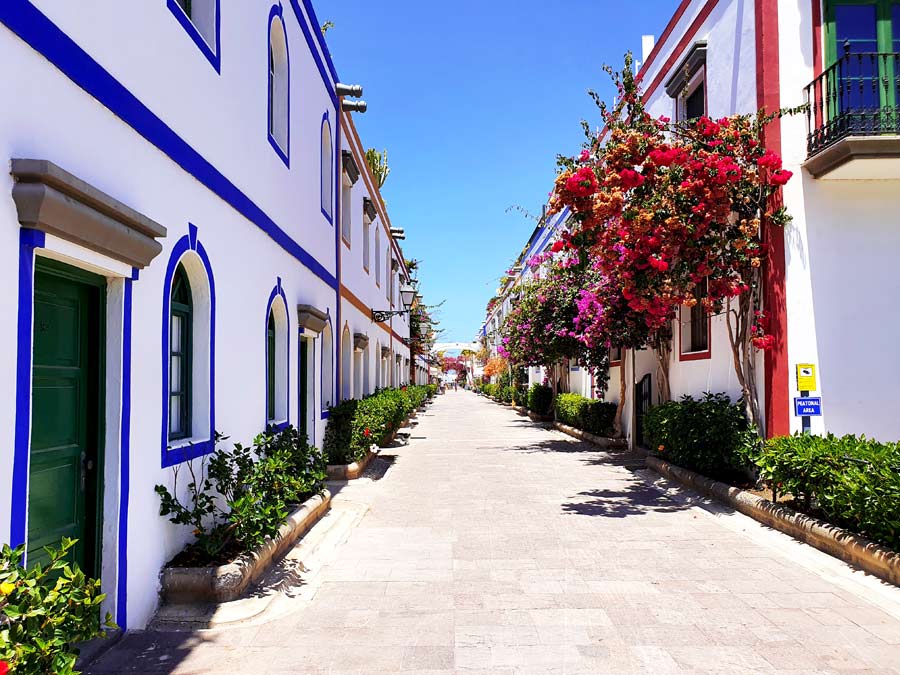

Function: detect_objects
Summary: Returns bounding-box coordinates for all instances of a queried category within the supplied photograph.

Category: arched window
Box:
[268,12,289,164]
[321,320,333,410]
[267,312,276,421]
[321,116,333,220]
[375,227,382,286]
[265,290,289,426]
[341,326,352,401]
[169,264,193,441]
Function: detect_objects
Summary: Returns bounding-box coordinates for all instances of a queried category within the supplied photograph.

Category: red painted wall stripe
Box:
[756,0,790,438]
[642,0,721,101]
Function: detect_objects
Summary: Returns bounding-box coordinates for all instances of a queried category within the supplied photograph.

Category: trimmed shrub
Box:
[527,383,553,416]
[323,386,429,464]
[425,383,438,398]
[643,392,757,481]
[757,433,900,550]
[499,385,515,404]
[554,393,617,437]
[512,385,528,407]
[580,399,617,436]
[555,393,586,428]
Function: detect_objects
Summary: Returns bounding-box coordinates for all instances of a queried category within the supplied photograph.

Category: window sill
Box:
[163,436,215,467]
[321,207,333,225]
[342,237,351,249]
[679,349,711,362]
[267,420,289,432]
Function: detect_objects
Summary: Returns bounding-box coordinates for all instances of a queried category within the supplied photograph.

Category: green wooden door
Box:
[299,338,309,439]
[28,263,103,575]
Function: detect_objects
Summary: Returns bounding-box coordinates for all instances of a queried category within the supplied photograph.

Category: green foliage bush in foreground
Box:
[527,383,553,416]
[644,392,757,481]
[555,393,617,437]
[0,539,115,674]
[155,426,326,564]
[324,386,431,464]
[757,433,900,550]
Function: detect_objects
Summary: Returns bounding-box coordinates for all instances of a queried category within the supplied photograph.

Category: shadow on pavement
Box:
[561,480,695,519]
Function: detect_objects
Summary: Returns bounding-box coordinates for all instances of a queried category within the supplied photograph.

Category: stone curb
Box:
[160,490,332,604]
[327,446,378,481]
[646,456,900,587]
[553,421,629,449]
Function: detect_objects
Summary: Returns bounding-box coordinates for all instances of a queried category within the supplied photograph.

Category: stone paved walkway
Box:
[90,391,900,674]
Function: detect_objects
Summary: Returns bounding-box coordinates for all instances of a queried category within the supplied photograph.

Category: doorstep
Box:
[646,455,900,588]
[159,490,331,604]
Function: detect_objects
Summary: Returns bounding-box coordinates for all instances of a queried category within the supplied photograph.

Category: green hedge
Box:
[323,386,429,464]
[644,392,756,481]
[527,383,553,416]
[555,393,616,437]
[757,433,900,550]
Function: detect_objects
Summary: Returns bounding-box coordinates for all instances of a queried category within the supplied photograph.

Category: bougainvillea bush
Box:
[547,54,799,434]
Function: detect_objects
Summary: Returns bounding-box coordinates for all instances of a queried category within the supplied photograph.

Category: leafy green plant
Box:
[757,433,900,550]
[527,383,553,416]
[155,426,326,565]
[0,539,116,675]
[644,392,757,481]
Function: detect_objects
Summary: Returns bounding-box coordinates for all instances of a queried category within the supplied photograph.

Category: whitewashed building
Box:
[486,0,900,446]
[0,0,413,630]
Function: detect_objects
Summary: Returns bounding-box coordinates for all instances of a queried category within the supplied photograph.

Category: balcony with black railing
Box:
[804,43,900,178]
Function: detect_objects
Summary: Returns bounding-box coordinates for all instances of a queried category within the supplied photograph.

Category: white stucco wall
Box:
[0,0,343,630]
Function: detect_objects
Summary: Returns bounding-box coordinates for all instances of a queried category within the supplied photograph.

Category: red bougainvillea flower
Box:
[618,168,645,189]
[757,150,782,171]
[578,149,590,162]
[0,660,9,675]
[550,240,566,253]
[751,334,776,350]
[565,166,599,197]
[768,169,793,186]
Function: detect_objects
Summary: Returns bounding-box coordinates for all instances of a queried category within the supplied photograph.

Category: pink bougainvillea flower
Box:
[578,149,590,162]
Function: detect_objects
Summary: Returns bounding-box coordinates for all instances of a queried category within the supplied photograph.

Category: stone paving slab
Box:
[89,391,900,674]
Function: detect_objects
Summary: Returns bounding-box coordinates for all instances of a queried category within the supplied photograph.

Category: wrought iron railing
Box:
[805,43,900,156]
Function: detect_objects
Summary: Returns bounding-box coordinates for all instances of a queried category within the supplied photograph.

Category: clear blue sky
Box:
[320,0,679,343]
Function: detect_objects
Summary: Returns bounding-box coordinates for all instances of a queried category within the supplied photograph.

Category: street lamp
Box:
[372,282,417,322]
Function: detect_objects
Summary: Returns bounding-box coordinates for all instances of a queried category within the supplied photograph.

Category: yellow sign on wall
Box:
[796,364,817,391]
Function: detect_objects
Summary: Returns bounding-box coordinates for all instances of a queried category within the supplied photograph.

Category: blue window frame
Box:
[167,0,221,73]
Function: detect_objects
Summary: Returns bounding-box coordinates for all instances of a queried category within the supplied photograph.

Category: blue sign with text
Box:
[794,397,822,417]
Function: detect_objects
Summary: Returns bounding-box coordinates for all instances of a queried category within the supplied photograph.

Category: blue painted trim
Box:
[166,0,221,73]
[320,112,334,224]
[265,277,290,428]
[287,0,337,106]
[320,410,330,420]
[10,229,45,550]
[266,4,290,168]
[160,227,217,468]
[300,0,339,83]
[0,1,337,290]
[116,275,134,629]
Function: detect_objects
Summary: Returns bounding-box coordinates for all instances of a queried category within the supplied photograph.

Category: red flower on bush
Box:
[768,169,793,186]
[364,428,371,438]
[751,334,776,350]
[565,166,599,197]
[757,150,782,171]
[550,240,566,253]
[0,660,9,675]
[619,168,645,189]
